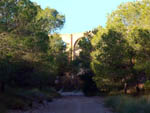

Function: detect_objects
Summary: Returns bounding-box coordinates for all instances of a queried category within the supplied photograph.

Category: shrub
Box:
[145,80,150,90]
[105,95,150,113]
[41,87,61,99]
[0,103,7,113]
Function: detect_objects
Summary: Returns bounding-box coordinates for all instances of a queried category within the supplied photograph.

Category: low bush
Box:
[145,80,150,90]
[105,95,150,113]
[0,87,61,112]
[0,103,7,113]
[80,72,99,96]
[41,87,61,99]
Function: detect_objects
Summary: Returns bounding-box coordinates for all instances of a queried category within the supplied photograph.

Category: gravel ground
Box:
[9,96,112,113]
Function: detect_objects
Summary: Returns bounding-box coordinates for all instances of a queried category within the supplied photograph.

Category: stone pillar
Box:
[71,34,73,60]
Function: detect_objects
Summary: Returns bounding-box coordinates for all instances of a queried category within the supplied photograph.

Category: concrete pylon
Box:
[60,32,84,60]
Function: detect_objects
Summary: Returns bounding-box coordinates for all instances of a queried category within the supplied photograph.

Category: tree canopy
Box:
[90,0,150,93]
[0,0,67,93]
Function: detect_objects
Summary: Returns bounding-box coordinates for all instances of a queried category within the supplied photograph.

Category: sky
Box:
[31,0,135,34]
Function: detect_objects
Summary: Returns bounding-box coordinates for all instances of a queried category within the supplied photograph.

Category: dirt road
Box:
[10,96,112,113]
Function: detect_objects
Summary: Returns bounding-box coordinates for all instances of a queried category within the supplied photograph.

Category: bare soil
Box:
[9,96,112,113]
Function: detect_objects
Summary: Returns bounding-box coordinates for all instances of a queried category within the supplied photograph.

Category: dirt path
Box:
[10,96,112,113]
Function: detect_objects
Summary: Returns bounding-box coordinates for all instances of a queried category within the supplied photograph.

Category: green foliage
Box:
[91,29,133,92]
[80,72,98,96]
[105,96,150,113]
[48,33,68,76]
[78,32,93,69]
[128,27,150,77]
[0,87,61,112]
[72,30,99,95]
[91,0,150,93]
[106,0,150,29]
[0,0,65,34]
[0,103,7,113]
[145,80,150,90]
[41,87,61,99]
[0,0,66,111]
[36,8,65,33]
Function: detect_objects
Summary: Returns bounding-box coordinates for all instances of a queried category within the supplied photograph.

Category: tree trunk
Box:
[136,82,140,94]
[124,83,127,94]
[0,82,5,93]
